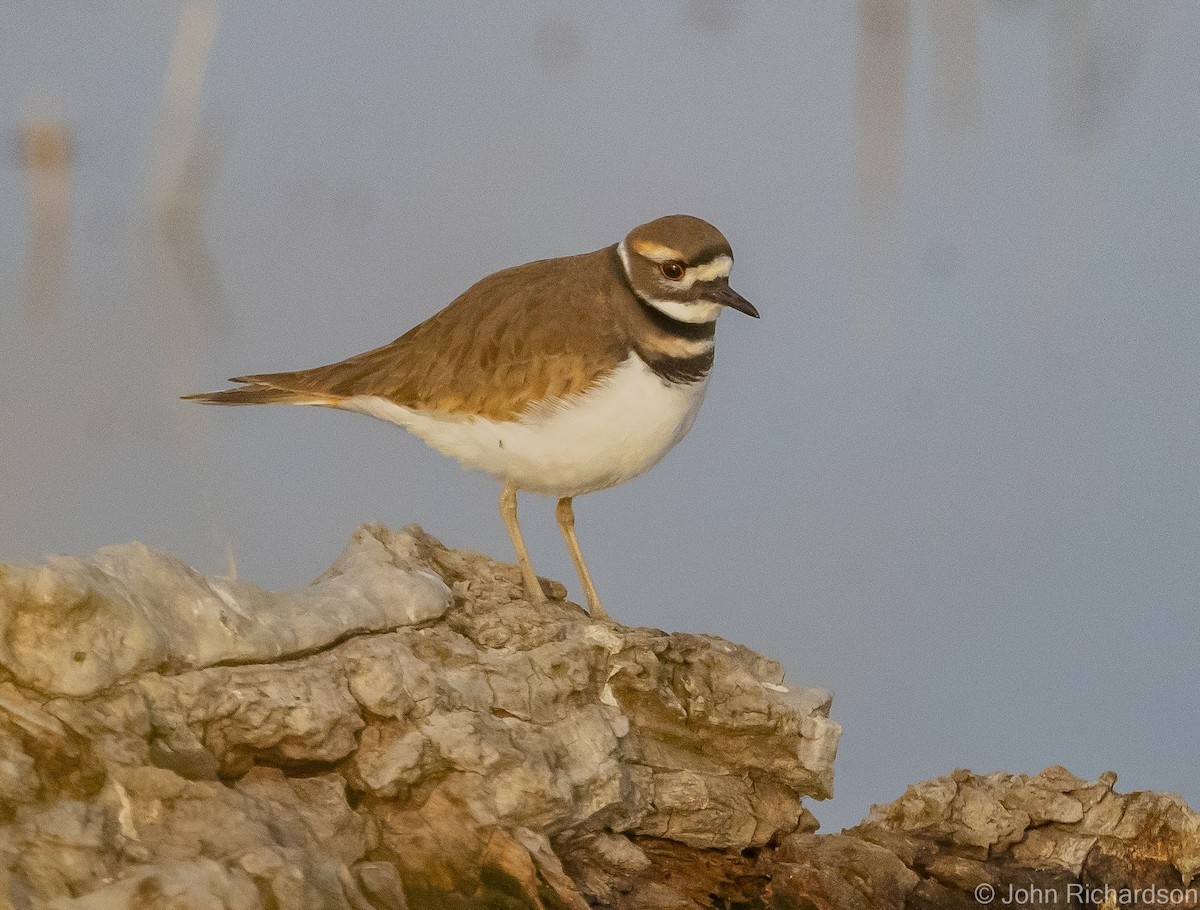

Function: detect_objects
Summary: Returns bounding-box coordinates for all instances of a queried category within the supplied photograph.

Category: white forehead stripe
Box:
[692,254,732,282]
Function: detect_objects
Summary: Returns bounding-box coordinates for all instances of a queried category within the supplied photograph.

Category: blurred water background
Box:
[1,1,1197,831]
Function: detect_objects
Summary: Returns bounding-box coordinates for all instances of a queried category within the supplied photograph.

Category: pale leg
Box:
[556,497,610,620]
[499,481,545,602]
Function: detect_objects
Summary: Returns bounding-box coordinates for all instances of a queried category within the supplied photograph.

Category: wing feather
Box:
[187,247,631,421]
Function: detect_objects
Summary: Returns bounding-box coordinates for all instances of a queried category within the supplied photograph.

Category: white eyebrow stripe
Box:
[631,240,685,262]
[620,241,734,300]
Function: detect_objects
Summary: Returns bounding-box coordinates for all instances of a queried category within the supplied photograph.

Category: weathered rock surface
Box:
[772,766,1200,910]
[1,526,1195,908]
[0,525,840,908]
[0,528,450,698]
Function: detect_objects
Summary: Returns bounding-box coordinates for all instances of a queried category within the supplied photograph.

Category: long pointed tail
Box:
[182,376,337,406]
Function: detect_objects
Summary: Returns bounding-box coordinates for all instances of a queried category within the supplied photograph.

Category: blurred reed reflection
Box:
[854,0,909,342]
[686,0,742,33]
[1033,0,1148,336]
[147,0,225,440]
[853,0,1151,344]
[930,0,982,147]
[21,94,72,326]
[532,14,584,70]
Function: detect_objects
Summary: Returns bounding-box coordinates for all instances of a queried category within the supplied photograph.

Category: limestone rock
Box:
[0,524,840,908]
[775,766,1200,910]
[0,526,451,697]
[3,526,1193,908]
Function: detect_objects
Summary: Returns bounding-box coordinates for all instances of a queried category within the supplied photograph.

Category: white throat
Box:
[617,241,724,325]
[641,298,724,324]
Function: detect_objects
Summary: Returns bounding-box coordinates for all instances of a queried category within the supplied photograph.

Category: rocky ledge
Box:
[0,526,1194,909]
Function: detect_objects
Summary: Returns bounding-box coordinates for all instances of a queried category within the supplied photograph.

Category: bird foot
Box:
[526,575,568,602]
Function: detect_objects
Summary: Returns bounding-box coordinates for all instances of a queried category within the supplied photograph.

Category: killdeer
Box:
[186,215,758,620]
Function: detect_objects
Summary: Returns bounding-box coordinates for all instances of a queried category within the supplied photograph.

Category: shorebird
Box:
[186,215,758,619]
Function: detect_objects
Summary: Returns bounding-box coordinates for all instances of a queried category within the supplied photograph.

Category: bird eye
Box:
[660,260,686,281]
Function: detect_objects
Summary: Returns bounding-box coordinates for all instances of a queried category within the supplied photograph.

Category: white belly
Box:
[345,354,709,496]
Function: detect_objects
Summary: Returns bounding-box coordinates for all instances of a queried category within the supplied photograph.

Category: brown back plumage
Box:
[186,247,632,421]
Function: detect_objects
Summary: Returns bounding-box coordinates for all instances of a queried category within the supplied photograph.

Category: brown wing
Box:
[189,247,630,421]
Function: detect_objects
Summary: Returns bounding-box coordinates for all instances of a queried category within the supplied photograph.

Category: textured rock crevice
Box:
[1,526,1195,908]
